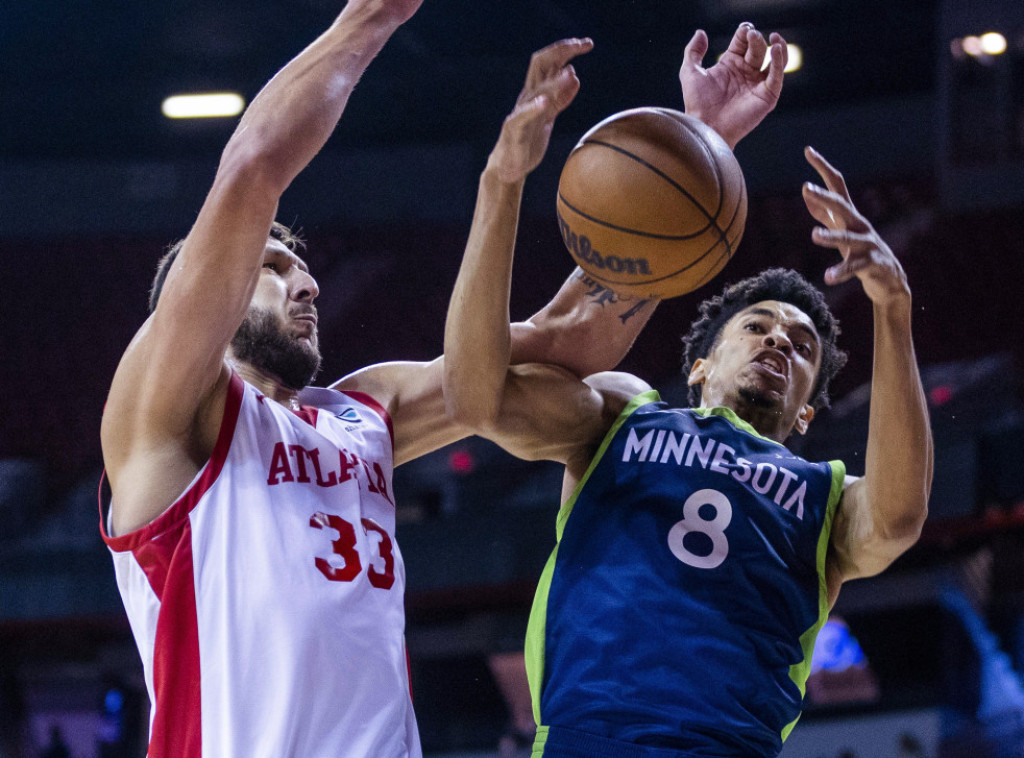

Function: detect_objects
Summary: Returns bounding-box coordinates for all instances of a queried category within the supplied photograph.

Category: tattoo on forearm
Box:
[619,299,651,324]
[573,270,651,323]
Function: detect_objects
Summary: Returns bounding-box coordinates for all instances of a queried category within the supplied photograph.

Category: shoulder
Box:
[583,371,652,400]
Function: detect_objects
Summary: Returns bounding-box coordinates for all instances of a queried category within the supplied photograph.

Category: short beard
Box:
[231,307,322,390]
[738,385,780,411]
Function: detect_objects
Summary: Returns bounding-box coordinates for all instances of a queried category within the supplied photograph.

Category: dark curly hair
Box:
[681,267,847,411]
[148,221,305,314]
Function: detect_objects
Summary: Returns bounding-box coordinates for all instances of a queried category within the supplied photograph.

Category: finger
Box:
[539,65,583,112]
[526,37,594,89]
[764,40,786,98]
[682,29,709,72]
[804,146,851,201]
[802,183,860,232]
[823,253,876,285]
[725,21,754,57]
[811,227,876,251]
[744,29,768,71]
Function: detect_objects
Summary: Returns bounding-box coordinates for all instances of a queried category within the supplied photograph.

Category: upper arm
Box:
[333,359,469,467]
[334,359,647,468]
[828,474,924,585]
[475,367,647,465]
[102,152,281,524]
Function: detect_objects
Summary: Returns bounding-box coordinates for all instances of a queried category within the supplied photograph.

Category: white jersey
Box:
[100,373,421,758]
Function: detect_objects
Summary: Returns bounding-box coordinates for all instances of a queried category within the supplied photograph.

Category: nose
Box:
[293,270,319,302]
[762,329,792,355]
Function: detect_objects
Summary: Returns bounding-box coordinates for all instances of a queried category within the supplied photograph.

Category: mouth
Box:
[750,350,788,381]
[291,309,318,327]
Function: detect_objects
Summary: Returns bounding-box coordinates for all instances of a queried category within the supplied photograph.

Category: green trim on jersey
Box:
[693,406,786,445]
[530,725,549,757]
[781,456,847,741]
[524,389,662,727]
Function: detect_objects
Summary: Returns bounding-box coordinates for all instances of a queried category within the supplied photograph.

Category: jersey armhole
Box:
[338,390,394,453]
[99,371,245,552]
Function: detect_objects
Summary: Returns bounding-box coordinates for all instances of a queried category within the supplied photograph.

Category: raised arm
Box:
[802,147,933,586]
[679,22,788,149]
[337,38,655,467]
[102,0,422,534]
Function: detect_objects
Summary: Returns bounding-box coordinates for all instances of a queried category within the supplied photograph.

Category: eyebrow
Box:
[743,307,820,345]
[267,247,310,274]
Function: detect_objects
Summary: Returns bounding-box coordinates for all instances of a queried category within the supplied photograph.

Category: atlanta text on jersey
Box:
[266,441,393,504]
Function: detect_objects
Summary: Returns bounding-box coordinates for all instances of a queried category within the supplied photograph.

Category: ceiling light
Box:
[718,42,802,73]
[980,32,1007,55]
[162,93,245,119]
[962,36,984,57]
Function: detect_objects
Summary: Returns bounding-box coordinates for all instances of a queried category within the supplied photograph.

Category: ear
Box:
[687,358,707,387]
[792,403,815,436]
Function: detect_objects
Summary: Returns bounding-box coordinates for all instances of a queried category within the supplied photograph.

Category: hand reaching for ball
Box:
[488,38,594,184]
[802,147,910,307]
[679,22,788,150]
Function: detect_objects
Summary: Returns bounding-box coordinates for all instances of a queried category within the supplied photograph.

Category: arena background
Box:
[2,0,1024,756]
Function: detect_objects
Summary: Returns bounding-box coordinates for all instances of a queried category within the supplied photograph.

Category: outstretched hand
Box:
[802,146,910,306]
[488,38,594,183]
[680,23,787,149]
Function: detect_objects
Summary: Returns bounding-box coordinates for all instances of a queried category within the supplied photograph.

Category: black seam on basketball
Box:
[557,192,712,241]
[577,123,735,256]
[581,138,720,228]
[672,117,732,259]
[580,188,743,289]
[572,188,743,288]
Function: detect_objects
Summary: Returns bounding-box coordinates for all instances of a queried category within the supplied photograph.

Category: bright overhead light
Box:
[962,35,984,56]
[718,42,802,73]
[162,93,245,119]
[756,43,802,72]
[782,44,802,73]
[980,32,1007,55]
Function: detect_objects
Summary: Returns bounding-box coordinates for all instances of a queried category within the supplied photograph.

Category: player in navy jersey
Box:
[444,25,934,758]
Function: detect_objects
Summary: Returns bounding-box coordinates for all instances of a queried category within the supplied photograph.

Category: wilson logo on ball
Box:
[558,215,652,275]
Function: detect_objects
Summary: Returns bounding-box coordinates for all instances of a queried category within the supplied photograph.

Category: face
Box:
[230,239,322,389]
[688,300,822,436]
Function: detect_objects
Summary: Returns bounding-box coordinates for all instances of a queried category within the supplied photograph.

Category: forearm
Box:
[225,2,404,193]
[443,165,524,426]
[512,271,657,376]
[863,296,933,538]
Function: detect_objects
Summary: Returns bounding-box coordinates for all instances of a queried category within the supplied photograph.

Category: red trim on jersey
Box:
[405,642,414,701]
[292,406,320,427]
[147,518,202,758]
[97,372,246,756]
[99,372,245,554]
[339,390,394,452]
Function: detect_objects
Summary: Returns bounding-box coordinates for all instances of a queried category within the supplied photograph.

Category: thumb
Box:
[682,29,709,71]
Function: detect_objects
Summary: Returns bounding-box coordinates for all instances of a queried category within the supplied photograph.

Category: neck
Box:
[231,360,302,410]
[701,389,793,443]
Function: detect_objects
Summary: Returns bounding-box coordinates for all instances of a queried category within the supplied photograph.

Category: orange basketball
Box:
[556,107,747,299]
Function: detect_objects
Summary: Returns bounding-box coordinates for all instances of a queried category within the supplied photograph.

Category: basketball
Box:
[556,107,747,299]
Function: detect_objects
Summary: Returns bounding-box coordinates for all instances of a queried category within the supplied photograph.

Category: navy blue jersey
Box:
[526,391,846,758]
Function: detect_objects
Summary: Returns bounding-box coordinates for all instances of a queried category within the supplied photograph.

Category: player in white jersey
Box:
[103,377,415,756]
[98,3,788,754]
[97,6,653,755]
